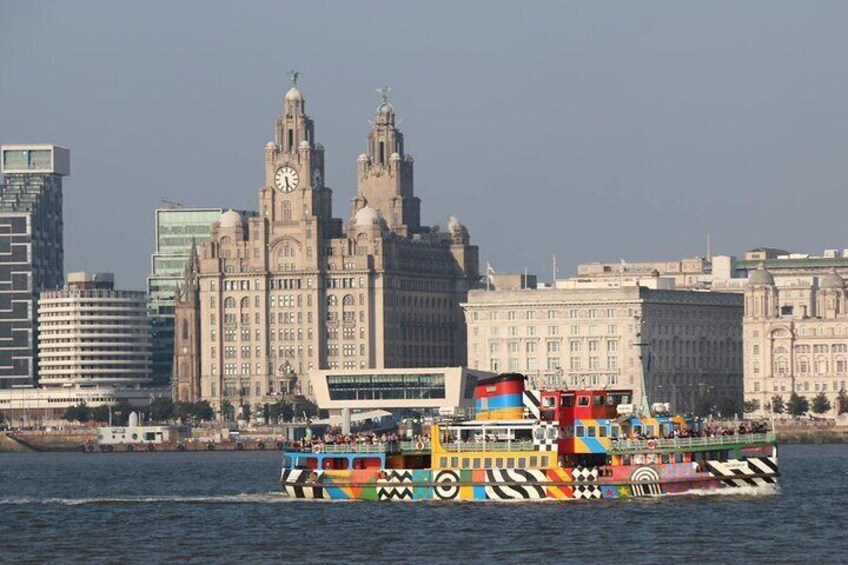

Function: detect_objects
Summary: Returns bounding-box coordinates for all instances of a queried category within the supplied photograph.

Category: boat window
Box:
[594,395,604,406]
[610,425,620,438]
[647,425,655,437]
[546,427,558,440]
[281,455,292,468]
[675,453,684,463]
[451,457,459,467]
[484,458,492,468]
[295,456,318,470]
[440,457,448,468]
[462,458,470,468]
[661,453,671,464]
[633,425,643,437]
[322,457,349,470]
[623,455,631,465]
[575,426,585,437]
[563,395,574,407]
[541,456,548,467]
[542,396,556,407]
[517,458,526,469]
[598,426,608,438]
[534,427,545,440]
[588,426,596,438]
[530,456,538,467]
[495,457,504,467]
[507,457,515,468]
[577,396,590,406]
[473,458,481,469]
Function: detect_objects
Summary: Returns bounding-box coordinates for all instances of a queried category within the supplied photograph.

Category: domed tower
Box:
[746,264,777,319]
[260,74,334,237]
[351,87,420,237]
[817,268,845,319]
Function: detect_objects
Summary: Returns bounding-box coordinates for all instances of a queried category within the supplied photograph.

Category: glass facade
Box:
[327,373,446,401]
[147,208,223,386]
[0,173,65,388]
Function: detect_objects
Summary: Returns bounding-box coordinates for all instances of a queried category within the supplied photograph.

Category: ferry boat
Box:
[280,373,778,501]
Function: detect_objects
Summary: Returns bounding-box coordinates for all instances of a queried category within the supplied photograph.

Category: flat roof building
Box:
[38,273,151,388]
[0,144,69,388]
[309,367,492,417]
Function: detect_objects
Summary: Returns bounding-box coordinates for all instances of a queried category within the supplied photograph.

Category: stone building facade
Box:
[744,266,848,416]
[464,286,743,415]
[173,84,478,412]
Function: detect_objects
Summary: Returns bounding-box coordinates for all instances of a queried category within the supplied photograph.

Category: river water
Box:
[1,444,846,564]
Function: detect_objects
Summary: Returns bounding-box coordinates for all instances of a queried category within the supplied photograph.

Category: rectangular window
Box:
[473,458,481,469]
[529,456,538,467]
[517,458,526,469]
[506,458,515,468]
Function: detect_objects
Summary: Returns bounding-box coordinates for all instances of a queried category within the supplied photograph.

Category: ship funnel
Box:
[475,373,526,421]
[128,411,139,427]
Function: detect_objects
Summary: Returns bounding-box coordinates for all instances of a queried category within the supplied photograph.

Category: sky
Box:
[2,1,847,290]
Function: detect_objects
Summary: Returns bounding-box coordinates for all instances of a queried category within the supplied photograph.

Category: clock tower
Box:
[260,79,335,240]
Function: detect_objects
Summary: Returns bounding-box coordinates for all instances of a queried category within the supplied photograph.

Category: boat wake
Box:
[0,492,290,506]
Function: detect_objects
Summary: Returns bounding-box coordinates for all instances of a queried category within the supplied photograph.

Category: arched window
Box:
[240,297,250,309]
[816,357,828,374]
[224,297,236,309]
[774,357,788,375]
[343,294,355,306]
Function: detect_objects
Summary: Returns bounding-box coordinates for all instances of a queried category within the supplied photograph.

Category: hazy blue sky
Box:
[2,1,847,289]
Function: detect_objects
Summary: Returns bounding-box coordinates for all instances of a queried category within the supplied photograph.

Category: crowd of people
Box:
[292,428,431,450]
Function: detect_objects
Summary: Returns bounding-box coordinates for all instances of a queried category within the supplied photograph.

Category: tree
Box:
[173,401,193,422]
[239,404,251,421]
[291,397,318,420]
[811,392,832,415]
[221,401,235,421]
[744,399,760,414]
[193,401,215,421]
[716,396,739,418]
[787,392,809,417]
[268,401,292,423]
[91,405,111,424]
[149,397,174,422]
[63,403,91,423]
[837,389,848,415]
[771,395,785,414]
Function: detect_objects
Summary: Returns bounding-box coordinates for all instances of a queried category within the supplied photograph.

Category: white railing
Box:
[609,432,775,452]
[442,440,536,453]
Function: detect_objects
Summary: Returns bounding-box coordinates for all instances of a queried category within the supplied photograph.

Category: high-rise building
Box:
[173,83,479,411]
[38,272,151,387]
[0,145,69,388]
[147,207,229,386]
[464,284,743,415]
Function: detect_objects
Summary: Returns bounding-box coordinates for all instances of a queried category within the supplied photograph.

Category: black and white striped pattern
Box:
[630,466,662,497]
[571,466,602,499]
[484,469,546,500]
[523,390,541,420]
[433,470,461,500]
[707,457,778,487]
[281,469,325,499]
[533,422,559,451]
[377,470,414,500]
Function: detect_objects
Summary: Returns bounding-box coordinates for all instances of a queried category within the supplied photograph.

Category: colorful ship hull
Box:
[281,374,779,502]
[281,443,778,501]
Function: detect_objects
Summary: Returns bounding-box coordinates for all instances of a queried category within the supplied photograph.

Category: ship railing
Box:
[442,440,536,453]
[295,442,396,454]
[399,440,431,451]
[608,432,776,452]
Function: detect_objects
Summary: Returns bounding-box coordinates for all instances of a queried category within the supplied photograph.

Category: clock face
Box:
[274,166,299,193]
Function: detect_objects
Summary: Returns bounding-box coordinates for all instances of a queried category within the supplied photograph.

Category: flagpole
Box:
[552,254,557,286]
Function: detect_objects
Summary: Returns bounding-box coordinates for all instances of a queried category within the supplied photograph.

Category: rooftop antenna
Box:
[707,233,712,262]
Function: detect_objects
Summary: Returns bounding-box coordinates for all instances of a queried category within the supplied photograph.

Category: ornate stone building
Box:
[744,265,848,416]
[464,285,743,415]
[173,83,478,412]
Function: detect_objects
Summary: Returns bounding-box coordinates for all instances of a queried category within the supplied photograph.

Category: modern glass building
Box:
[0,145,69,388]
[147,208,224,386]
[148,208,259,385]
[311,367,491,417]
